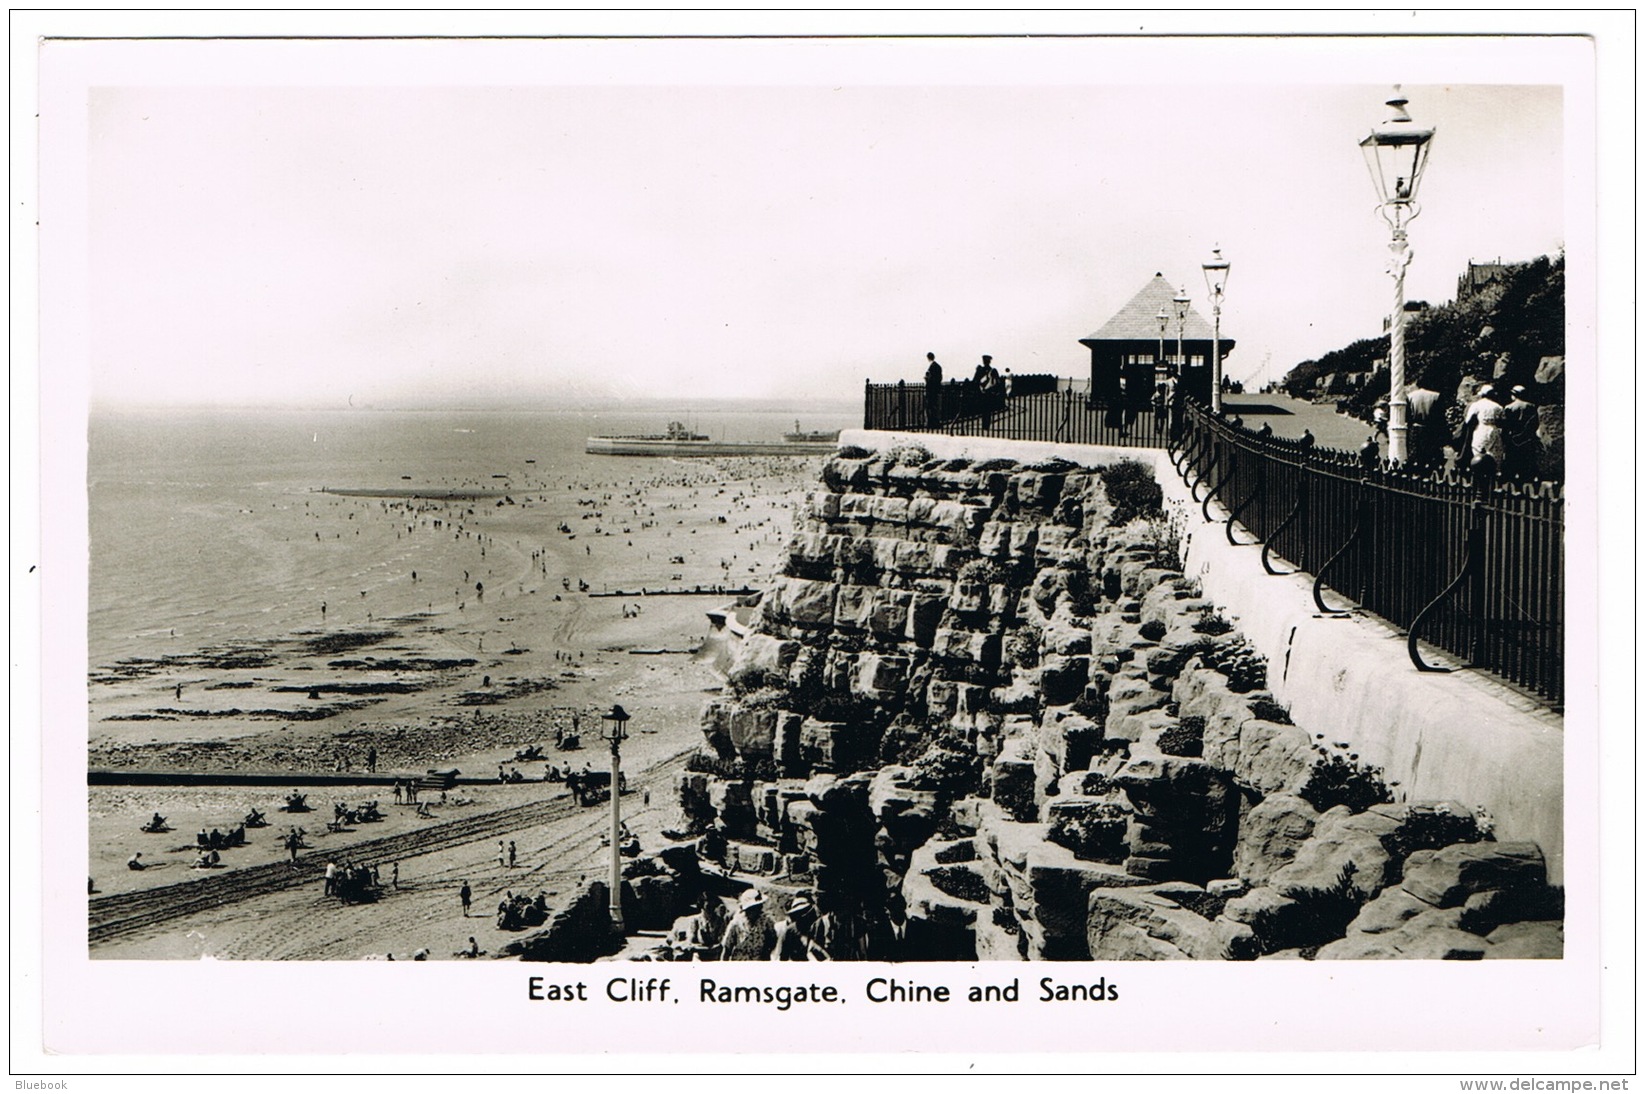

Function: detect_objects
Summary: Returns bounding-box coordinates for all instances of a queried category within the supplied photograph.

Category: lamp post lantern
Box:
[1360,87,1435,464]
[601,703,631,933]
[1202,247,1231,414]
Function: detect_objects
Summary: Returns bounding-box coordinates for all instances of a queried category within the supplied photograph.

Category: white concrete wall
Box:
[845,429,1564,883]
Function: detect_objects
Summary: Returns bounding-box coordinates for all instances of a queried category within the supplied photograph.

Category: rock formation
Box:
[664,444,1562,961]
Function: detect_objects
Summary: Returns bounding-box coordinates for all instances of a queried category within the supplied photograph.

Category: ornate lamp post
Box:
[1172,287,1190,394]
[601,703,631,932]
[1360,87,1435,464]
[1202,247,1231,414]
[1156,307,1170,382]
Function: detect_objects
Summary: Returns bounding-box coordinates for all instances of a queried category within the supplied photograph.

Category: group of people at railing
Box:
[921,352,1013,428]
[1213,382,1550,490]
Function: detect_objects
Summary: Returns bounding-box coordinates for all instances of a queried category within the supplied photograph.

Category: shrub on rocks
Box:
[1096,460,1163,526]
[1046,797,1132,863]
[1297,749,1394,813]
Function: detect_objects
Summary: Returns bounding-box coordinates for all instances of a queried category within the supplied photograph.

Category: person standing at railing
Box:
[978,356,1002,429]
[1405,382,1445,472]
[1500,385,1543,481]
[1458,384,1507,487]
[924,353,943,427]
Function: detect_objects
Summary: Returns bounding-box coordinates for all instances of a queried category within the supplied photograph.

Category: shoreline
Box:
[88,449,822,957]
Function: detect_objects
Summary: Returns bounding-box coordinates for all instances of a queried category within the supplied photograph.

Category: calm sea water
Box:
[87,406,856,671]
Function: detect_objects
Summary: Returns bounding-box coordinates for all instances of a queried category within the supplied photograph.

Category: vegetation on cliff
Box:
[1280,252,1565,462]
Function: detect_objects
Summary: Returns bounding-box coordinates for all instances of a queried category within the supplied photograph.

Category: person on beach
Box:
[324,861,337,896]
[127,852,146,871]
[367,747,377,773]
[498,841,507,868]
[393,780,403,805]
[460,881,472,916]
[508,841,518,868]
[391,862,400,890]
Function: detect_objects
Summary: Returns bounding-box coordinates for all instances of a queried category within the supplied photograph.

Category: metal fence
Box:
[862,380,1172,449]
[1174,402,1564,707]
[860,378,1564,707]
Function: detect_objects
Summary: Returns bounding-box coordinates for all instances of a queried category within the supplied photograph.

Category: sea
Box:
[87,405,858,678]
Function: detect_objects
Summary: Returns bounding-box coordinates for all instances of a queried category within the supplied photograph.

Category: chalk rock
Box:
[850,651,908,703]
[1342,887,1437,936]
[1037,654,1090,706]
[1269,808,1397,907]
[990,740,1039,823]
[1087,884,1259,961]
[1458,883,1564,936]
[868,765,940,848]
[698,700,733,758]
[1315,906,1486,960]
[1401,842,1548,908]
[1221,887,1310,952]
[1232,719,1317,796]
[726,633,798,683]
[799,719,874,773]
[904,592,947,647]
[1233,793,1321,887]
[775,577,838,627]
[1483,920,1563,959]
[726,705,778,762]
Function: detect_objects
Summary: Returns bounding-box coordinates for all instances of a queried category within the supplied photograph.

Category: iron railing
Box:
[862,380,1173,449]
[859,379,1564,707]
[1175,402,1563,707]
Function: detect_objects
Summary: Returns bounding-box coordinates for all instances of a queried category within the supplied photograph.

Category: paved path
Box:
[1221,392,1379,452]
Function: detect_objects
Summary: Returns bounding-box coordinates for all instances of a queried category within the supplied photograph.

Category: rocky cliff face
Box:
[673,444,1562,961]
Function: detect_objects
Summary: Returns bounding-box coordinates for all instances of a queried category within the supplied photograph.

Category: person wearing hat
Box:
[1459,383,1507,486]
[775,890,829,961]
[1499,384,1542,480]
[719,887,778,961]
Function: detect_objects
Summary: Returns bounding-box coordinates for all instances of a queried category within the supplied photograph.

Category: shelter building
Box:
[1079,273,1234,406]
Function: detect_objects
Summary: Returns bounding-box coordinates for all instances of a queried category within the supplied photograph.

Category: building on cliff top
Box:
[1080,273,1234,406]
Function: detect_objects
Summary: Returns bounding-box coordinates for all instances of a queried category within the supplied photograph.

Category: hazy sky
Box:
[58,36,1576,409]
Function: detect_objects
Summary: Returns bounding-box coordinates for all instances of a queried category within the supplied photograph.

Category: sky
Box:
[56,35,1577,409]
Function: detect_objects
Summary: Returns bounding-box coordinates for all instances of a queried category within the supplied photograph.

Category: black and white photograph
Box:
[15,12,1631,1079]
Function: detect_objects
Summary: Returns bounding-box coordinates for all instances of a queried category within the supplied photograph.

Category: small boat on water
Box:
[586,420,840,457]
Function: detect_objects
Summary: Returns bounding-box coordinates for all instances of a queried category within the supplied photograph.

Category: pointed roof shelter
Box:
[1080,272,1233,404]
[1082,274,1215,343]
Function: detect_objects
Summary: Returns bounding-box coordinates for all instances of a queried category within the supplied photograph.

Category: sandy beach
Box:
[88,447,826,959]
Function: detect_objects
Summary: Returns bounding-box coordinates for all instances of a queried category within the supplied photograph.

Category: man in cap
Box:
[719,887,778,961]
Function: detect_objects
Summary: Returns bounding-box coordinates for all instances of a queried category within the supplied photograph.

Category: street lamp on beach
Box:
[601,703,631,933]
[1360,87,1435,464]
[1202,247,1231,414]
